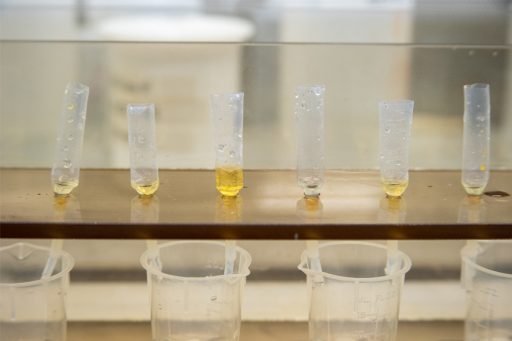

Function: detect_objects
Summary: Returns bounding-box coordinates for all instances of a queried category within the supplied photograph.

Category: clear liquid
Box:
[0,321,65,341]
[381,179,408,197]
[154,336,235,341]
[153,319,239,341]
[215,167,243,197]
[298,176,322,197]
[462,183,486,196]
[462,170,488,196]
[132,180,159,196]
[53,180,78,196]
[310,319,397,341]
[466,319,512,341]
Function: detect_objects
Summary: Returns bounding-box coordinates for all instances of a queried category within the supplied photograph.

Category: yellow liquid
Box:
[215,195,242,222]
[303,196,321,212]
[132,180,159,196]
[382,179,408,198]
[216,167,243,197]
[462,183,485,196]
[53,180,78,196]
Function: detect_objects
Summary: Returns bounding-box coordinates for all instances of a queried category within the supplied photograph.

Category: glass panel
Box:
[1,42,510,170]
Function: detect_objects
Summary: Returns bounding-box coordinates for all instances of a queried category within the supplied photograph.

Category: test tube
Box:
[296,196,323,220]
[210,92,244,197]
[379,100,414,198]
[127,104,159,196]
[131,196,161,269]
[295,85,325,197]
[462,83,490,196]
[51,82,89,196]
[458,195,486,224]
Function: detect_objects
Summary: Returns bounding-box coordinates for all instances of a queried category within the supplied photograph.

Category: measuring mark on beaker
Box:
[355,289,396,320]
[10,286,16,321]
[471,286,498,333]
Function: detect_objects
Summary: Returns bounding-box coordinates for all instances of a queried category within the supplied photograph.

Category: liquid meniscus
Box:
[461,170,488,196]
[132,180,159,196]
[298,179,321,197]
[53,180,78,196]
[216,166,243,197]
[462,183,485,196]
[382,179,408,198]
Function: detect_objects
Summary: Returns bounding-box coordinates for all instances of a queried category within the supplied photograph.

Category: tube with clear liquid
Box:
[462,83,490,196]
[379,100,414,198]
[51,82,89,196]
[127,104,159,196]
[295,85,325,197]
[210,92,244,197]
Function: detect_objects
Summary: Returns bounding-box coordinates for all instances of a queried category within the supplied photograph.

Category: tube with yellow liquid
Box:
[127,103,159,196]
[462,84,490,196]
[51,82,89,196]
[378,100,414,198]
[210,92,244,197]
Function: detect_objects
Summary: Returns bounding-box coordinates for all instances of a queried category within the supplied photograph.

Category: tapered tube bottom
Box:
[382,179,408,198]
[216,167,243,197]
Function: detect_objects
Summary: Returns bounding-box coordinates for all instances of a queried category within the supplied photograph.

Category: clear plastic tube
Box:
[457,195,486,224]
[130,195,160,223]
[379,100,414,198]
[295,85,325,197]
[296,196,323,220]
[462,83,490,196]
[127,104,159,196]
[210,92,244,197]
[215,196,242,222]
[378,197,407,224]
[51,82,89,196]
[131,196,161,269]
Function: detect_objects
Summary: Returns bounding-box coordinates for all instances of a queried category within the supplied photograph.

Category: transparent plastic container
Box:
[127,103,159,196]
[0,243,74,341]
[378,100,414,198]
[298,241,411,341]
[461,241,512,341]
[51,82,89,196]
[141,241,252,341]
[461,83,491,196]
[210,92,244,197]
[295,85,325,197]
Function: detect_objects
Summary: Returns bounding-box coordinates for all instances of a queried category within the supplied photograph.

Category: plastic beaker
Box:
[141,241,252,341]
[298,241,411,341]
[0,243,74,341]
[461,241,512,340]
